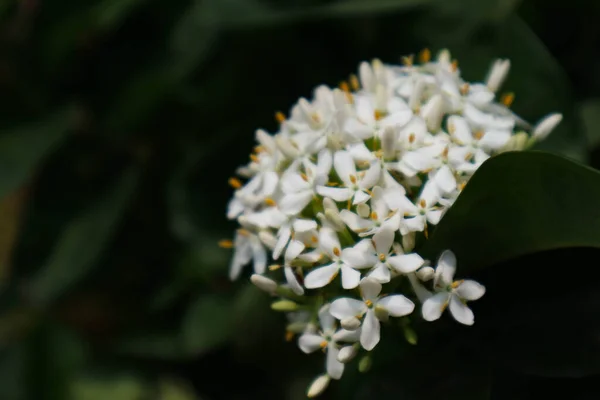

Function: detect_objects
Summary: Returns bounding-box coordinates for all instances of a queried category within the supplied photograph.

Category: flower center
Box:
[365,299,373,308]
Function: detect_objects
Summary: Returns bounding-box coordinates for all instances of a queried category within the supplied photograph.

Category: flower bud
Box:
[358,355,372,373]
[324,209,346,231]
[416,266,434,282]
[286,321,307,334]
[485,59,510,93]
[307,374,330,398]
[422,94,444,132]
[403,325,418,345]
[402,232,416,252]
[337,345,358,363]
[499,131,528,153]
[532,113,562,141]
[356,203,370,218]
[250,274,277,294]
[340,317,361,331]
[271,300,299,312]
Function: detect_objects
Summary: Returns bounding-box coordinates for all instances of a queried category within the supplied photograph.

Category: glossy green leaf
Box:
[0,107,76,200]
[181,295,232,355]
[423,151,600,273]
[578,99,600,149]
[28,167,140,305]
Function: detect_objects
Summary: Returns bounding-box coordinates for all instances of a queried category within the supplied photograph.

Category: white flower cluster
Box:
[221,49,561,398]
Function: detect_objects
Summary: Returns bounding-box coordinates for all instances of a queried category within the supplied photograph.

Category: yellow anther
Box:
[333,247,341,257]
[464,152,473,161]
[339,81,350,93]
[419,199,426,208]
[349,175,357,184]
[451,279,464,289]
[418,48,431,64]
[228,177,242,189]
[365,299,373,307]
[378,253,386,262]
[269,264,281,271]
[265,197,277,207]
[365,188,373,196]
[275,111,286,123]
[285,331,294,342]
[311,235,318,244]
[250,154,259,163]
[441,301,449,312]
[347,199,352,210]
[349,74,360,91]
[300,172,309,182]
[501,92,515,107]
[442,146,449,158]
[311,113,321,123]
[460,83,470,96]
[320,340,328,349]
[451,59,459,72]
[237,229,250,236]
[448,122,455,134]
[327,181,339,187]
[408,133,416,144]
[374,109,385,121]
[474,130,484,140]
[253,145,265,153]
[402,55,414,66]
[459,182,467,191]
[370,211,378,220]
[218,239,234,249]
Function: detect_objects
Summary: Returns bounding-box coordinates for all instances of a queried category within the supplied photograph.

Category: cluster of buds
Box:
[221,49,561,397]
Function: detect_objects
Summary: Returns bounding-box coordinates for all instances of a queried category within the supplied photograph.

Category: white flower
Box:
[330,278,415,350]
[385,180,443,234]
[229,229,267,280]
[532,112,563,140]
[298,304,359,379]
[339,186,401,236]
[361,228,425,283]
[282,240,307,296]
[303,227,375,289]
[344,92,412,140]
[485,59,511,93]
[317,150,381,205]
[421,250,486,325]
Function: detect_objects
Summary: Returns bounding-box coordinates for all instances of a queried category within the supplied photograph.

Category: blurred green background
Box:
[2,0,600,399]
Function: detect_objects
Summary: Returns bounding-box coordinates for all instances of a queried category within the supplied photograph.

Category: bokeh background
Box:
[1,0,600,399]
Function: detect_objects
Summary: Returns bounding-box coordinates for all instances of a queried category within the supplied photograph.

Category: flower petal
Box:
[479,129,511,150]
[318,304,336,332]
[285,240,306,262]
[279,192,313,215]
[377,295,415,317]
[333,328,361,343]
[387,253,424,273]
[319,227,341,259]
[433,165,456,195]
[293,219,318,233]
[456,280,486,301]
[284,266,305,296]
[421,292,451,322]
[299,333,325,353]
[334,150,357,186]
[352,189,371,205]
[372,228,394,255]
[272,224,291,260]
[304,263,340,289]
[317,149,333,176]
[339,210,373,233]
[359,277,382,300]
[250,238,267,275]
[330,298,367,320]
[326,344,345,379]
[367,263,391,283]
[316,186,353,202]
[359,162,382,189]
[360,309,380,351]
[341,264,361,289]
[436,250,457,286]
[449,294,475,325]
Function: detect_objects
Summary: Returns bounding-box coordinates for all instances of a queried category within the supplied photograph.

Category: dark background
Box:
[1,0,600,399]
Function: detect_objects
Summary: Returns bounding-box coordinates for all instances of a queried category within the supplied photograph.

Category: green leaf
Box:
[0,107,76,200]
[28,166,140,305]
[423,151,600,273]
[71,375,145,400]
[578,98,600,149]
[116,332,184,360]
[181,295,232,355]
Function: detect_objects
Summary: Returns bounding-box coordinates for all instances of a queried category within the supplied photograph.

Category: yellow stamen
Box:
[442,146,449,158]
[269,264,281,271]
[253,145,265,153]
[311,113,321,123]
[378,253,385,262]
[473,130,484,140]
[218,239,234,249]
[311,235,318,244]
[374,110,385,121]
[285,331,294,342]
[402,55,414,66]
[265,197,277,207]
[448,122,455,134]
[441,301,449,312]
[228,177,242,189]
[365,299,373,307]
[237,229,250,236]
[250,154,259,163]
[347,199,352,210]
[460,83,470,96]
[419,199,426,208]
[365,188,373,196]
[451,59,459,72]
[501,92,515,107]
[459,182,467,191]
[339,81,350,92]
[275,111,286,124]
[451,279,464,289]
[370,211,378,220]
[418,48,431,64]
[300,172,309,182]
[327,181,339,187]
[349,175,357,184]
[333,247,341,257]
[464,152,473,161]
[408,133,416,144]
[349,74,360,91]
[320,340,328,349]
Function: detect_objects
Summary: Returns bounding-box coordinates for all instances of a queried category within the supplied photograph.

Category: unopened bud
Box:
[403,325,418,345]
[416,266,434,282]
[307,374,330,398]
[286,321,307,334]
[532,113,562,141]
[356,203,370,218]
[271,300,299,312]
[337,345,358,363]
[358,355,372,373]
[402,232,416,252]
[258,231,277,249]
[499,131,528,153]
[421,94,444,132]
[250,274,277,294]
[485,59,510,93]
[324,209,346,231]
[340,317,361,331]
